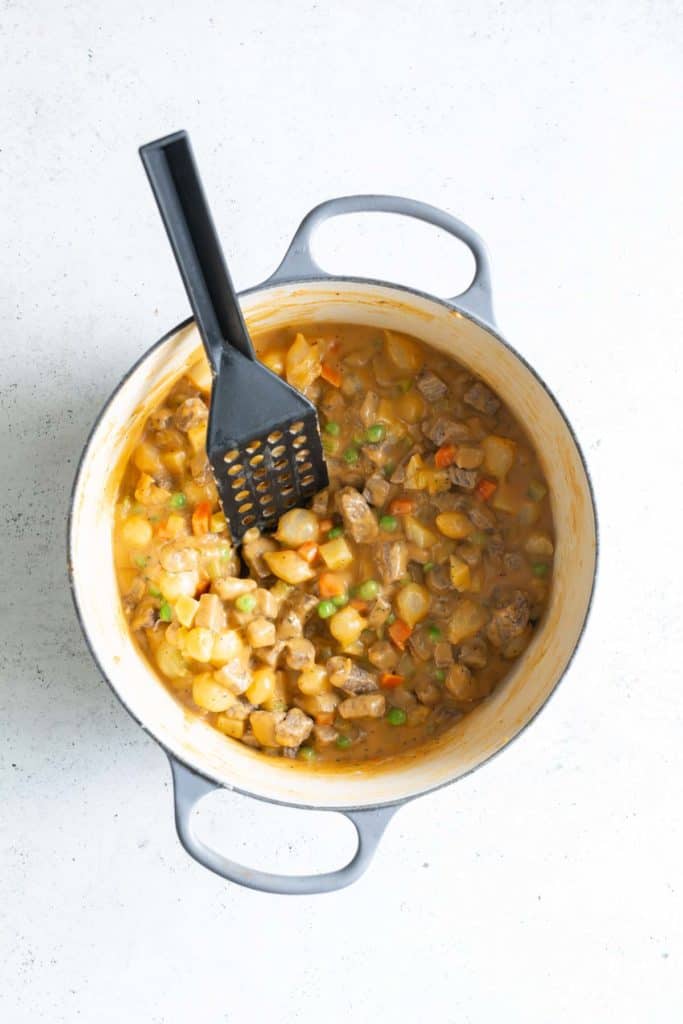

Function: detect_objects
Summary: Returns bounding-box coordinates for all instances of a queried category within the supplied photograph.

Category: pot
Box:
[69,195,597,894]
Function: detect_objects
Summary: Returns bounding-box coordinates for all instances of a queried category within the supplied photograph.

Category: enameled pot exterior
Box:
[69,196,598,893]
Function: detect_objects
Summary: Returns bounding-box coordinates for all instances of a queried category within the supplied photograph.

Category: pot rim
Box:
[67,274,599,813]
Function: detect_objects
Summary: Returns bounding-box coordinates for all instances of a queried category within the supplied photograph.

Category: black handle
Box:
[139,130,255,371]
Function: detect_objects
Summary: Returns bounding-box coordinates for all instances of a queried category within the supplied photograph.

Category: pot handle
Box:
[169,757,398,895]
[267,194,495,325]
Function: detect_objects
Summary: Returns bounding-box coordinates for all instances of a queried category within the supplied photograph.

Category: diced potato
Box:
[275,508,319,548]
[162,449,187,476]
[159,569,199,600]
[375,397,398,425]
[296,692,340,716]
[133,440,165,477]
[395,583,431,627]
[164,513,189,539]
[135,472,171,507]
[261,348,285,376]
[214,715,245,740]
[318,536,353,570]
[210,629,245,666]
[384,330,424,373]
[187,424,207,453]
[183,627,215,662]
[395,389,426,424]
[246,666,277,706]
[212,576,257,600]
[436,511,473,540]
[263,549,315,584]
[186,357,212,393]
[456,446,484,470]
[449,555,472,591]
[247,617,277,648]
[482,435,517,478]
[262,670,288,712]
[210,511,227,533]
[250,710,285,747]
[447,599,489,644]
[329,606,367,647]
[403,515,438,548]
[122,515,153,547]
[338,693,386,719]
[492,483,521,515]
[175,595,199,628]
[525,532,554,557]
[297,664,331,696]
[254,588,278,619]
[214,658,250,694]
[192,674,238,711]
[155,641,188,679]
[285,333,322,392]
[407,704,431,727]
[194,593,226,632]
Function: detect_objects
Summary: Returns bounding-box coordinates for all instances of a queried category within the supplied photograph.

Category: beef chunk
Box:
[337,487,379,543]
[434,641,454,667]
[416,368,448,402]
[375,540,408,584]
[486,590,530,648]
[422,416,470,446]
[448,466,478,490]
[311,489,331,516]
[327,656,379,695]
[367,641,399,671]
[242,534,278,579]
[503,552,525,573]
[359,390,379,426]
[275,708,314,748]
[464,381,500,417]
[363,472,391,508]
[468,502,497,530]
[458,637,488,669]
[367,595,392,630]
[408,628,432,662]
[415,677,441,706]
[425,563,452,594]
[131,597,158,630]
[173,396,208,431]
[338,693,386,719]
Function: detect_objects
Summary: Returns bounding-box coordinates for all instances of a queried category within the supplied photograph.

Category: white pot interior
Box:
[70,280,596,809]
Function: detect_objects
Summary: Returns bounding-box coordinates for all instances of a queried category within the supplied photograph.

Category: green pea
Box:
[169,492,187,509]
[383,462,395,478]
[325,421,341,436]
[470,531,488,546]
[379,514,398,532]
[365,423,387,444]
[335,734,352,750]
[159,601,172,622]
[398,379,413,393]
[323,436,340,455]
[532,562,549,578]
[327,526,344,539]
[358,579,380,601]
[317,599,337,619]
[423,561,435,573]
[331,593,349,608]
[219,547,231,559]
[386,707,407,726]
[235,594,257,613]
[343,446,360,464]
[433,668,446,683]
[386,612,396,626]
[297,746,316,761]
[427,624,442,641]
[148,584,162,598]
[133,555,148,569]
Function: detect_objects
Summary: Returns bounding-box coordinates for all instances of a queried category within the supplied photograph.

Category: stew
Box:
[114,323,554,763]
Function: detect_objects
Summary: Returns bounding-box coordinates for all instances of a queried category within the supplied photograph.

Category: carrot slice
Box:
[318,517,334,535]
[349,598,369,612]
[316,711,335,726]
[435,444,458,469]
[320,362,342,387]
[318,572,346,597]
[475,477,498,502]
[298,541,319,565]
[388,618,412,650]
[380,672,404,689]
[192,500,212,536]
[389,497,414,516]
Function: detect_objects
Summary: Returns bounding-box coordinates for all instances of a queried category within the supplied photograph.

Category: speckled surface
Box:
[2,1,682,1021]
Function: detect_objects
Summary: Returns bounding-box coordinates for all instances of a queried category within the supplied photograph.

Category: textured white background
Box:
[2,1,683,1021]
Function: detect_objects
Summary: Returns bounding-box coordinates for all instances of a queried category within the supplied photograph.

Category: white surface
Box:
[1,1,682,1021]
